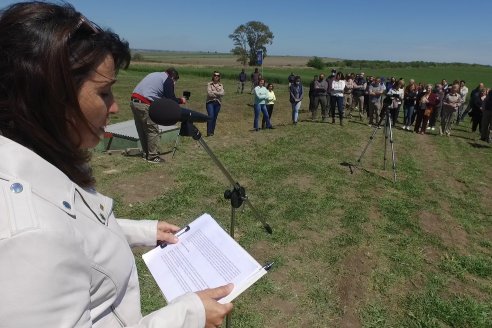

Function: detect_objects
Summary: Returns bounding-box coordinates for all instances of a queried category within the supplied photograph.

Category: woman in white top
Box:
[0,2,233,327]
[331,72,346,125]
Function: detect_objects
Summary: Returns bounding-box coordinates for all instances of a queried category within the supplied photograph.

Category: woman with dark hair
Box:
[0,2,232,327]
[262,83,276,129]
[205,71,224,136]
[403,84,418,130]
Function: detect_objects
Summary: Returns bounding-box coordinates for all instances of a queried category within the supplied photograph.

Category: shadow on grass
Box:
[468,142,491,149]
[339,161,395,183]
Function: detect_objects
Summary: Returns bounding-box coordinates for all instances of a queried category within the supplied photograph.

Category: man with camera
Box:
[130,67,187,163]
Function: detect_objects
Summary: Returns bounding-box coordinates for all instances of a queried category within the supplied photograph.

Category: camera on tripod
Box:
[383,93,400,106]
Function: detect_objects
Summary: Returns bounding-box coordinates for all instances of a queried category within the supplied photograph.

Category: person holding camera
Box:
[131,67,187,163]
[386,80,404,127]
[0,2,233,327]
[205,71,225,136]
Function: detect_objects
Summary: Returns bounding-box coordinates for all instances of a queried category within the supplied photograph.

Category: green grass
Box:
[91,61,492,327]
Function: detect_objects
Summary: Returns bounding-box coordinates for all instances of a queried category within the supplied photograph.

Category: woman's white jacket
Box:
[0,135,205,327]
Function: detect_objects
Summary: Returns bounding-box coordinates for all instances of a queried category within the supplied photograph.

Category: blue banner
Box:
[256,50,263,65]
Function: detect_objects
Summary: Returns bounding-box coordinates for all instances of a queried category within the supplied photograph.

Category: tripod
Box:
[357,103,397,183]
[177,121,273,328]
[171,134,180,158]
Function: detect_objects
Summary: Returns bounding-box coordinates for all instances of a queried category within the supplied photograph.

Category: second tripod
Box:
[357,103,397,183]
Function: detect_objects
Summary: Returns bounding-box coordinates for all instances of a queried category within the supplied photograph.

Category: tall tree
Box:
[229,21,274,66]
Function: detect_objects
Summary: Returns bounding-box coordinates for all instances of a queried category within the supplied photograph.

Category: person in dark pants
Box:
[262,83,276,129]
[205,71,225,136]
[308,75,318,113]
[131,67,186,163]
[470,88,486,134]
[237,68,247,94]
[481,90,492,142]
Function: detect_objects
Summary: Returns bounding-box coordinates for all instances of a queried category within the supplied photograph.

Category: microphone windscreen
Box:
[149,98,181,126]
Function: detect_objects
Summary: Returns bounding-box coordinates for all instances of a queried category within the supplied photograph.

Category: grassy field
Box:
[92,57,492,327]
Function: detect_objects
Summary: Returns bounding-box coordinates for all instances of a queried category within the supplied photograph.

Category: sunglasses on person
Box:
[68,15,102,41]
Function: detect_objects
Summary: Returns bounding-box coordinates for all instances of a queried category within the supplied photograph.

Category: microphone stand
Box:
[178,121,272,328]
[179,121,273,236]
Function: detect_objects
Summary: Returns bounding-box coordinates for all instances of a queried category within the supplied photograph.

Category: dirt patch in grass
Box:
[282,173,316,192]
[336,247,376,328]
[106,169,177,204]
[419,211,469,252]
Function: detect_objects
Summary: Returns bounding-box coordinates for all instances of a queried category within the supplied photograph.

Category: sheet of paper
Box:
[142,213,266,303]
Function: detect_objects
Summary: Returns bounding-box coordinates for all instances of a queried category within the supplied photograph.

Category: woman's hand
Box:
[156,221,181,244]
[197,284,234,328]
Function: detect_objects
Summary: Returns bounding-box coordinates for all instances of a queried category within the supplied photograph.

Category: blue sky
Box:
[2,0,491,65]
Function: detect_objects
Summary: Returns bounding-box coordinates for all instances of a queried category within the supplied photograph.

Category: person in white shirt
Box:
[456,80,469,125]
[330,72,346,125]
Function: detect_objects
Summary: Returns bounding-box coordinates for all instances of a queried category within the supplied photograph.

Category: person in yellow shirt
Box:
[262,83,277,129]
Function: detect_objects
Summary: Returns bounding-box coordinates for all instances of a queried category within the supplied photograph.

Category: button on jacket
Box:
[0,135,205,327]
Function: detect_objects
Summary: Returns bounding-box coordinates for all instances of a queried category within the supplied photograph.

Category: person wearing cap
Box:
[130,67,187,163]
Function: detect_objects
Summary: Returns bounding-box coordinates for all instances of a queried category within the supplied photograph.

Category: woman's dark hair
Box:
[0,1,131,187]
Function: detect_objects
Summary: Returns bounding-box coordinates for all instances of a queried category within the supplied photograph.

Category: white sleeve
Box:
[117,219,157,247]
[136,293,206,328]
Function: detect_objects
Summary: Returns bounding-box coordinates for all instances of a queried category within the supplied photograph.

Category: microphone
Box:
[148,98,210,126]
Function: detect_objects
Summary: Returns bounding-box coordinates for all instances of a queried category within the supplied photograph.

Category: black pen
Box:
[159,225,190,248]
[263,261,274,271]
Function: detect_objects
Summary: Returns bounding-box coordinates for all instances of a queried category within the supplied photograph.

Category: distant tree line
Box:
[307,56,490,69]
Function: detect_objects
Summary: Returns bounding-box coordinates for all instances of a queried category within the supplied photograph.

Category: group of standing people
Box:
[308,70,358,126]
[131,68,225,163]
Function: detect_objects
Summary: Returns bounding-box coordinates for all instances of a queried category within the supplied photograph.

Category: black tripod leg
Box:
[386,113,397,183]
[357,126,380,163]
[383,113,389,170]
[358,108,386,164]
[172,134,180,158]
